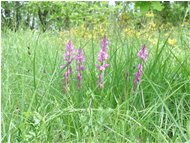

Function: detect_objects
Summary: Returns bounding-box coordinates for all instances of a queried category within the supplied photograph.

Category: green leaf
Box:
[151,2,164,11]
[135,2,151,13]
[187,120,190,140]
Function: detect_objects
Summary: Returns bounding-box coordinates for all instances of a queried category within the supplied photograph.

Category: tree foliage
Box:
[1,1,189,32]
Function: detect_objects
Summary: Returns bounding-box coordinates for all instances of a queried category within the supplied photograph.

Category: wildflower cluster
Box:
[60,36,110,92]
[60,41,75,91]
[76,48,85,89]
[96,36,109,89]
[137,45,148,62]
[60,38,148,93]
[60,41,85,92]
[134,45,148,90]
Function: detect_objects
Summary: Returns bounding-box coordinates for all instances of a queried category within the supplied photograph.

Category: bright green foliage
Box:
[1,1,190,31]
[135,1,164,13]
[1,24,190,142]
[1,1,190,142]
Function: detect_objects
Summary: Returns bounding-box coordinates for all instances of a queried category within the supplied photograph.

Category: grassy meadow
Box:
[1,22,190,142]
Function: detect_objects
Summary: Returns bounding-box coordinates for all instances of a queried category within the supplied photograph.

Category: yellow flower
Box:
[149,38,157,45]
[164,33,169,37]
[168,38,176,46]
[124,28,128,33]
[146,12,154,18]
[149,21,156,29]
[70,29,76,35]
[137,32,141,37]
[124,28,135,37]
[98,28,106,37]
[59,31,64,37]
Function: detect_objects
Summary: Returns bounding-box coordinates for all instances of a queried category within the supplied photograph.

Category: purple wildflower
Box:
[76,48,85,89]
[64,67,72,82]
[96,36,109,89]
[60,40,75,92]
[137,45,148,62]
[64,40,75,63]
[60,40,76,69]
[98,36,109,62]
[134,64,143,90]
[98,73,104,88]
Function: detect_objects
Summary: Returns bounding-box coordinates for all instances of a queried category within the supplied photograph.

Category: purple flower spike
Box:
[133,45,148,92]
[64,67,72,91]
[76,48,85,90]
[96,63,109,71]
[96,36,109,89]
[64,40,75,63]
[64,67,72,80]
[76,48,85,64]
[101,36,109,50]
[134,64,143,90]
[98,36,109,62]
[137,45,148,62]
[136,64,143,81]
[60,40,76,92]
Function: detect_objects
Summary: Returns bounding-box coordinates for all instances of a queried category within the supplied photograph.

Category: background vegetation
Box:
[1,1,190,31]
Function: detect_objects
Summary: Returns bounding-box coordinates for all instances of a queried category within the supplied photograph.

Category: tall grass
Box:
[1,26,190,142]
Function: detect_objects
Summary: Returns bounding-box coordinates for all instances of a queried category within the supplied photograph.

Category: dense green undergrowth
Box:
[1,27,190,142]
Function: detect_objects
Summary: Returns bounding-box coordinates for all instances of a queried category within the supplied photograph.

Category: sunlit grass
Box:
[1,25,190,142]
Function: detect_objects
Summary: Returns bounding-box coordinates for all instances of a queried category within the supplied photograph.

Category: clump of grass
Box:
[1,27,190,142]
